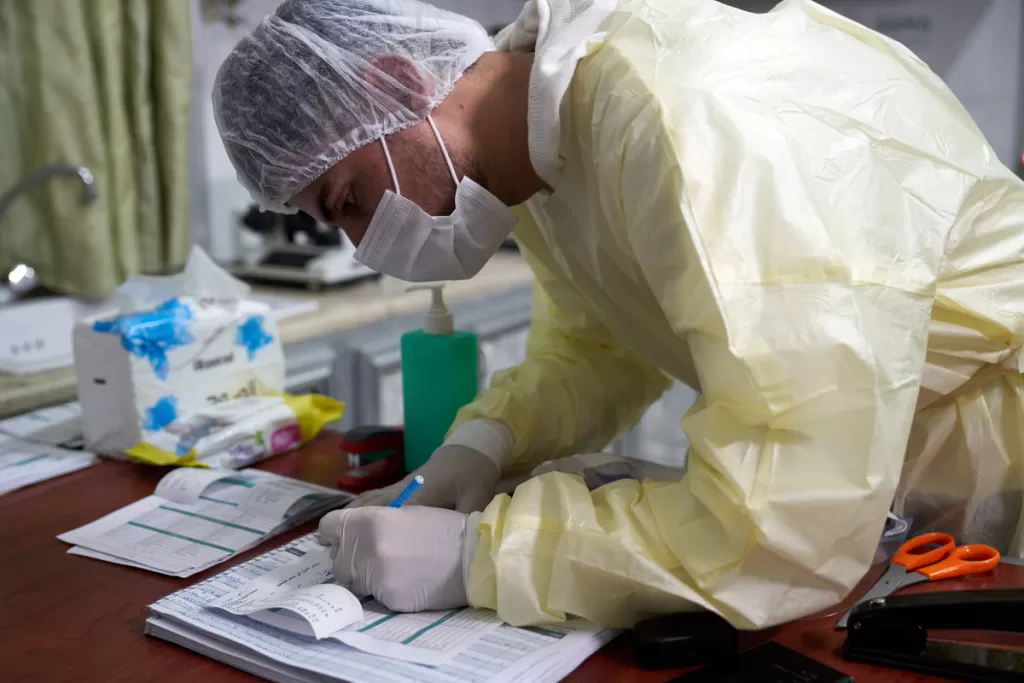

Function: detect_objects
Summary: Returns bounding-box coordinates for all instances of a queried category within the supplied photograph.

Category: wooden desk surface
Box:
[2,436,1023,683]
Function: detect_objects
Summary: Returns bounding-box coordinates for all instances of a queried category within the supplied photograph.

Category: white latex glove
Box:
[346,445,500,513]
[317,506,479,613]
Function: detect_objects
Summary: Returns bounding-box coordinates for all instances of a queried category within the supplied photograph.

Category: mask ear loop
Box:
[380,137,401,195]
[426,115,459,188]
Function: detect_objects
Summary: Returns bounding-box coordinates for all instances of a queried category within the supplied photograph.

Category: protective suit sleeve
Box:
[467,23,951,627]
[450,205,672,473]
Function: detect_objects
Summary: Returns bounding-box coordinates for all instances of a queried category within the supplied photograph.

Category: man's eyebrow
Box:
[317,183,333,223]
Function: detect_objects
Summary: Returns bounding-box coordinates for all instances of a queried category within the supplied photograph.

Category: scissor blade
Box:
[836,565,909,629]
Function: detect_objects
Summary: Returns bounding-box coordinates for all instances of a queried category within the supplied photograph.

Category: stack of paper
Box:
[59,468,351,577]
[0,401,84,447]
[146,534,619,683]
[0,434,97,495]
[206,543,502,666]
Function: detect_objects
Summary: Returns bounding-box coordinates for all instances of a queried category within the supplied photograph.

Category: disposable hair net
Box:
[213,0,494,212]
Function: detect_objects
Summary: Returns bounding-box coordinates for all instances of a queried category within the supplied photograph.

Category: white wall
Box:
[430,0,524,32]
[193,0,282,261]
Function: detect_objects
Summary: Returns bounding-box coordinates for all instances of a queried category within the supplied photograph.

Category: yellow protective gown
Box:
[453,0,1024,630]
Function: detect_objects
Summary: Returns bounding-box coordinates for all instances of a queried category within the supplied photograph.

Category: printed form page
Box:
[209,546,501,665]
[0,435,96,494]
[0,401,82,446]
[149,534,616,683]
[59,469,350,576]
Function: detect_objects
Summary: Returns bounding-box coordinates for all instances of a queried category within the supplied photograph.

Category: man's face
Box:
[290,118,472,247]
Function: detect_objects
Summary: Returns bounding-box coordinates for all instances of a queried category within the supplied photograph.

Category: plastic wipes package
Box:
[74,246,287,457]
[126,394,343,469]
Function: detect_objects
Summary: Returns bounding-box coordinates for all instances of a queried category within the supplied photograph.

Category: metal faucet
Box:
[0,163,98,298]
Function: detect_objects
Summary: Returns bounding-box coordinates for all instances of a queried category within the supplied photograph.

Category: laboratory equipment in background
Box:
[400,285,478,471]
[230,204,376,291]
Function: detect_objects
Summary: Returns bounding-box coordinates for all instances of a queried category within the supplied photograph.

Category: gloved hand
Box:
[346,445,500,512]
[318,506,477,612]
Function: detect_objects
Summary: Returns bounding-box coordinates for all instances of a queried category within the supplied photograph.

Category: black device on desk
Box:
[843,588,1024,682]
[670,642,853,683]
[635,613,853,682]
[633,613,739,669]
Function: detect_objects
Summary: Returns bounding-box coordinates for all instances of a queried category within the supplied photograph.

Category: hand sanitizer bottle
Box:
[400,285,478,472]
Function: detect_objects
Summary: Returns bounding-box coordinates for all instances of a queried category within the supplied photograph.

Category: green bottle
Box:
[401,285,478,472]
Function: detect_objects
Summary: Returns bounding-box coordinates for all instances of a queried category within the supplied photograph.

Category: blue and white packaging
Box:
[74,247,285,457]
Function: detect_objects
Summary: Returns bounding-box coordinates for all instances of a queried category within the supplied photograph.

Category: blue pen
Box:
[388,475,424,508]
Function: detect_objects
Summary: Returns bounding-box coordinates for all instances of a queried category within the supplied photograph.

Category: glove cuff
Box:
[462,511,483,600]
[446,420,513,471]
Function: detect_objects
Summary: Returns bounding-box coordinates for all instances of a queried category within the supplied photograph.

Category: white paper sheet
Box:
[67,546,188,575]
[155,467,338,519]
[211,549,362,640]
[0,402,83,446]
[211,549,337,613]
[60,468,350,576]
[237,476,339,520]
[149,534,618,683]
[148,613,612,683]
[60,495,269,574]
[155,467,249,505]
[209,548,502,665]
[334,605,503,665]
[0,437,96,494]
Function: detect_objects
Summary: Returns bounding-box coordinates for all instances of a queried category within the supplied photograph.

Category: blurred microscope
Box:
[229,206,377,291]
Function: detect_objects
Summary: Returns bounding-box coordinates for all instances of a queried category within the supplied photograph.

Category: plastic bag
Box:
[112,245,250,314]
[126,394,343,468]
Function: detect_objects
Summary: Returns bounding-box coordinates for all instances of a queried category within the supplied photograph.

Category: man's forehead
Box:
[287,173,328,215]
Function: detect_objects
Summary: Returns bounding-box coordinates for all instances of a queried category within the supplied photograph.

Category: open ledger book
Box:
[146,534,620,682]
[59,468,351,577]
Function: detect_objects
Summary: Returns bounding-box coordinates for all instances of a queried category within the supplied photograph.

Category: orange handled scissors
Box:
[836,532,1000,628]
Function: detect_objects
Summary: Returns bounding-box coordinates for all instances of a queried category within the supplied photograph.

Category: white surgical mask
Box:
[353,116,519,282]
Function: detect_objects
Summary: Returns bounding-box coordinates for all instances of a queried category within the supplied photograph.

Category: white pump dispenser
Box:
[407,284,453,335]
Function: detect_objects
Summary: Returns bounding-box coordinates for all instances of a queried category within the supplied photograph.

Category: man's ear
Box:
[366,54,432,111]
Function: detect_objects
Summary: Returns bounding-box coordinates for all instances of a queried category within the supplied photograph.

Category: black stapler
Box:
[843,588,1024,682]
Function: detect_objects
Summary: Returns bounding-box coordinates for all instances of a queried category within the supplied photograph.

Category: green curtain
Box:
[0,0,192,299]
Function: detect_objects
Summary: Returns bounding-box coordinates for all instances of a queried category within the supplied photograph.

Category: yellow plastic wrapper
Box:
[126,394,343,468]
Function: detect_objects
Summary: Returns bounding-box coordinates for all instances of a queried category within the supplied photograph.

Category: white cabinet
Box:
[282,341,343,431]
[470,293,534,389]
[283,342,336,396]
[481,327,531,389]
[619,383,699,469]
